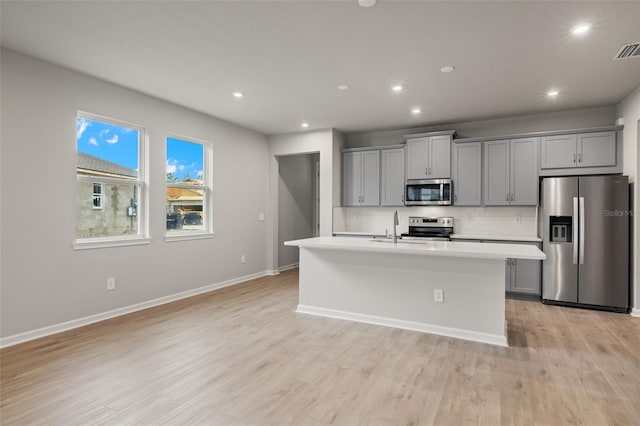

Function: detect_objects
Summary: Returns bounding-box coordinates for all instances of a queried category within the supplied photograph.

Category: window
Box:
[75,112,146,245]
[166,136,213,238]
[92,183,104,209]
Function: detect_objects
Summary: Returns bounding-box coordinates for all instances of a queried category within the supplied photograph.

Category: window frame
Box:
[164,133,214,242]
[74,111,150,250]
[92,182,104,210]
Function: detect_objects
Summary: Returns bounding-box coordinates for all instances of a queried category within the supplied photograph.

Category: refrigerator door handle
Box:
[573,197,579,264]
[579,197,585,264]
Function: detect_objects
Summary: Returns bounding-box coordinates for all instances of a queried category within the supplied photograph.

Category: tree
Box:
[166,172,179,183]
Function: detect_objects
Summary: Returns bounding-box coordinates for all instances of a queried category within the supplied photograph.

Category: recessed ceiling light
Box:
[547,90,559,97]
[232,91,243,98]
[301,122,309,128]
[411,108,422,114]
[391,85,403,92]
[572,23,591,35]
[358,0,376,7]
[440,65,455,73]
[338,84,350,90]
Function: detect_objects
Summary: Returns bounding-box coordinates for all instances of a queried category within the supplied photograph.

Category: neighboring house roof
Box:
[167,187,203,201]
[77,152,137,179]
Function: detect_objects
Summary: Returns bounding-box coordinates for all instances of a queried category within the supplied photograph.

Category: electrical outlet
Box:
[433,288,444,303]
[106,277,116,291]
[241,254,246,264]
[258,213,265,221]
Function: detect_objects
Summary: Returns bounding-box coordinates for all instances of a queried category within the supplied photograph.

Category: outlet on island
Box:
[241,254,246,264]
[433,288,444,303]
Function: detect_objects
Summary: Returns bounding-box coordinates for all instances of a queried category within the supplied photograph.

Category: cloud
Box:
[89,137,98,146]
[99,129,110,138]
[76,118,90,140]
[106,135,119,144]
[178,164,185,171]
[166,159,177,174]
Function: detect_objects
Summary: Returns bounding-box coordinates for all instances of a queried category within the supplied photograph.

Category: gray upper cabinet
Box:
[429,136,451,178]
[406,135,451,179]
[452,142,482,206]
[381,148,405,206]
[361,151,380,206]
[510,138,538,205]
[342,152,361,206]
[540,134,577,169]
[540,131,616,170]
[578,131,616,168]
[342,150,380,207]
[484,138,538,206]
[406,138,429,179]
[484,140,510,205]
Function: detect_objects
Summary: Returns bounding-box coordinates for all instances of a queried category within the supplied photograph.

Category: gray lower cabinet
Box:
[452,142,482,206]
[506,242,542,296]
[381,148,405,206]
[484,138,538,206]
[342,150,380,206]
[452,239,541,296]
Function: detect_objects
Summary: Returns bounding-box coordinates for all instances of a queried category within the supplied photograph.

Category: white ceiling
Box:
[1,1,639,135]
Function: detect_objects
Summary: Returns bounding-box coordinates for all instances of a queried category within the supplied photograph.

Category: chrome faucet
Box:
[392,210,399,244]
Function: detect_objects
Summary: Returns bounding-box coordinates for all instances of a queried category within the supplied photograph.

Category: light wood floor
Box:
[1,269,639,425]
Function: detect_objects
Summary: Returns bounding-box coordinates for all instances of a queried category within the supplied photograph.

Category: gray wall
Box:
[616,83,640,313]
[0,48,270,338]
[278,153,318,268]
[346,105,617,148]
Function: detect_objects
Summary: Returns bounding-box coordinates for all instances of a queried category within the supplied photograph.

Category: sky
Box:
[77,117,204,182]
[166,137,204,182]
[76,117,139,171]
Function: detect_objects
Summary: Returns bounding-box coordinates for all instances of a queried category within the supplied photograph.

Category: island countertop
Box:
[285,236,546,261]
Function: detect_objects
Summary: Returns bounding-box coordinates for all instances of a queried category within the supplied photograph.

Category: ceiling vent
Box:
[613,42,640,60]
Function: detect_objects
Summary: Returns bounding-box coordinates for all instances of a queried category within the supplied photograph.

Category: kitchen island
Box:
[285,237,546,346]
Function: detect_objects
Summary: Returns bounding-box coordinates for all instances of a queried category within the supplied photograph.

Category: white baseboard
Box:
[631,308,640,318]
[278,263,299,272]
[296,305,508,347]
[0,270,272,349]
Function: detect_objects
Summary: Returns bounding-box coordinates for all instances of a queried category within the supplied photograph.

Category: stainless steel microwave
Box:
[405,179,453,206]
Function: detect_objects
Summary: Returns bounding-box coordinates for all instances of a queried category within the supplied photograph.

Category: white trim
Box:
[278,263,299,272]
[0,270,271,348]
[73,237,152,250]
[631,308,640,317]
[296,304,508,347]
[165,232,215,243]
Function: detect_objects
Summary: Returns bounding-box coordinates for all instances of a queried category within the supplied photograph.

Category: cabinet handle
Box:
[454,194,457,202]
[506,194,509,202]
[426,167,429,176]
[578,153,582,163]
[511,193,515,202]
[573,153,576,164]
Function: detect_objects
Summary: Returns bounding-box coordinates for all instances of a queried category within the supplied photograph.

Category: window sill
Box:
[164,232,215,243]
[73,236,152,250]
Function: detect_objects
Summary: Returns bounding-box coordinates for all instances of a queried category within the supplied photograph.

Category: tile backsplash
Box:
[333,206,538,237]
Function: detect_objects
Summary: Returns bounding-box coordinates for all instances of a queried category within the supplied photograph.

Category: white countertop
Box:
[450,234,542,242]
[285,237,546,261]
[333,231,387,237]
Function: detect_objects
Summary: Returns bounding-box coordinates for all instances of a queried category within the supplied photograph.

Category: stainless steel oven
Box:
[405,179,452,206]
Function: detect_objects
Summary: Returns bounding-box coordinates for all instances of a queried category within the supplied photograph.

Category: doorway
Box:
[277,152,320,271]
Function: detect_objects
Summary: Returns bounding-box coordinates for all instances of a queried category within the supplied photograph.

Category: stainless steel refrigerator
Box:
[540,175,629,312]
